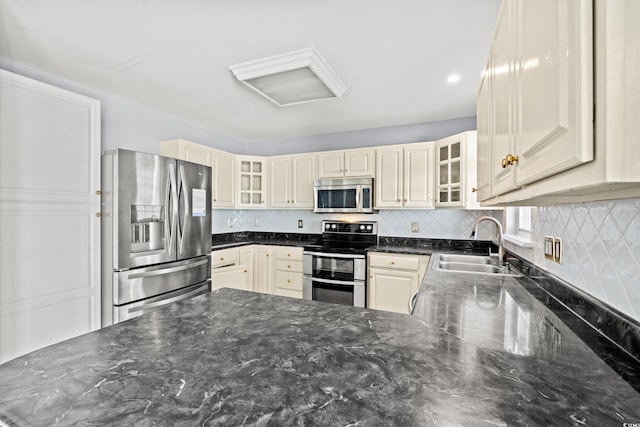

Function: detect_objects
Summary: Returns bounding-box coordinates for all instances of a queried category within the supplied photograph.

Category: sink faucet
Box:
[470,216,505,265]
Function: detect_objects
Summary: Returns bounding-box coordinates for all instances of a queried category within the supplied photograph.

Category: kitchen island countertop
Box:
[2,280,640,425]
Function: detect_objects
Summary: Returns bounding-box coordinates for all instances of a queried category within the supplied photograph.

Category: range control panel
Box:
[322,221,378,234]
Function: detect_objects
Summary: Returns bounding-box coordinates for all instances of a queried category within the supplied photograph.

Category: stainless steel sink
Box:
[436,254,493,265]
[432,253,522,277]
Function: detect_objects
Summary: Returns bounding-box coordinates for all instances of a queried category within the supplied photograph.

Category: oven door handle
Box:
[306,276,363,287]
[303,251,365,259]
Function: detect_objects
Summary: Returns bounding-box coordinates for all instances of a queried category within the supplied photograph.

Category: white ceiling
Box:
[0,0,500,142]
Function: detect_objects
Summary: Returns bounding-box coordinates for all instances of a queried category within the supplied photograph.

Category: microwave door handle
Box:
[355,185,361,212]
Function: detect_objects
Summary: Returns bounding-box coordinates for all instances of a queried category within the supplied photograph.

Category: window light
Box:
[229,47,347,106]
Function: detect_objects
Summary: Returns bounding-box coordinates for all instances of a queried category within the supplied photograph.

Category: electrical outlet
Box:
[298,219,303,229]
[553,237,562,263]
[411,222,419,233]
[544,236,554,260]
[227,218,233,228]
[253,218,259,226]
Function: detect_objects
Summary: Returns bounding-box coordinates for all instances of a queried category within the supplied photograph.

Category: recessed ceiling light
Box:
[229,47,347,107]
[447,74,461,83]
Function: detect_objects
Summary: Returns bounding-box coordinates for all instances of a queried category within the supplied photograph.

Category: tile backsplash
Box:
[213,198,640,323]
[212,209,502,241]
[506,198,640,323]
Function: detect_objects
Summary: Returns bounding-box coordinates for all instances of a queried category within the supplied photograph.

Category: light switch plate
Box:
[544,236,554,260]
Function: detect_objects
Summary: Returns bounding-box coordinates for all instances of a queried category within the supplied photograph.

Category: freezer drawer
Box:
[113,256,210,306]
[113,282,210,324]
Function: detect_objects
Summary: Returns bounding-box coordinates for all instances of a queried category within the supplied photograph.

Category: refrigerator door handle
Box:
[128,257,209,279]
[167,162,178,257]
[178,164,189,254]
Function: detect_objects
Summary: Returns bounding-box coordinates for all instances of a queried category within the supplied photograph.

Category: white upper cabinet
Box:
[435,131,480,209]
[211,149,235,208]
[483,0,593,199]
[317,148,375,178]
[237,156,267,208]
[160,139,235,208]
[268,154,315,209]
[375,142,434,209]
[160,139,210,166]
[478,0,640,205]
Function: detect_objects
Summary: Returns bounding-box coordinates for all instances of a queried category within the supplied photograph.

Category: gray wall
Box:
[0,58,476,156]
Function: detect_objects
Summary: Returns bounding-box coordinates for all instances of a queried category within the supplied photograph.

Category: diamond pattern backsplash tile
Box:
[508,197,640,322]
[213,197,640,323]
[212,209,502,240]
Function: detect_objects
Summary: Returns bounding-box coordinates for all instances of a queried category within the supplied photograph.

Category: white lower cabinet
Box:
[253,246,275,294]
[211,245,305,298]
[367,252,429,314]
[274,247,304,299]
[211,247,250,291]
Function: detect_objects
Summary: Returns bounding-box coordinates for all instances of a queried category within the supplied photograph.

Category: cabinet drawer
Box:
[276,259,303,273]
[211,247,240,268]
[368,253,419,271]
[211,264,247,291]
[275,248,303,261]
[275,271,303,291]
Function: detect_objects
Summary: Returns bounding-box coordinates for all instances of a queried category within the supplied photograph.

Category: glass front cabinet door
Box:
[237,156,267,208]
[435,131,480,209]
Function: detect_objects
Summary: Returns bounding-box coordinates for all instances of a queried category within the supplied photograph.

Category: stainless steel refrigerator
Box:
[101,149,212,326]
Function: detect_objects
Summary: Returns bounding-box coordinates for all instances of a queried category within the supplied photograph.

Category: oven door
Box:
[303,251,366,282]
[303,276,365,308]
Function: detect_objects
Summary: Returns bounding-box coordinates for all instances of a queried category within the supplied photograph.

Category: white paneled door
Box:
[0,70,101,363]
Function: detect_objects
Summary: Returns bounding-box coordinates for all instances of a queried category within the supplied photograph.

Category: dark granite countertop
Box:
[2,277,640,425]
[211,232,321,250]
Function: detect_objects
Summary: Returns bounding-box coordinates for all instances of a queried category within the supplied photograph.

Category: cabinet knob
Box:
[213,198,217,202]
[96,190,102,196]
[243,269,248,273]
[287,254,291,257]
[220,257,224,261]
[471,187,478,193]
[96,212,102,217]
[287,279,291,283]
[502,154,519,168]
[287,265,291,269]
[391,261,395,265]
[404,198,407,202]
[397,199,401,202]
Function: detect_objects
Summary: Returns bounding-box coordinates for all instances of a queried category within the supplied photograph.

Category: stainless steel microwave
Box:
[313,178,374,213]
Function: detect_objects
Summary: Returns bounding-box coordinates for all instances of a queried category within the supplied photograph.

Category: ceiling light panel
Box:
[229,47,347,106]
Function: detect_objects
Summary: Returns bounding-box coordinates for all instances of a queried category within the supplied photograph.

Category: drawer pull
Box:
[287,265,291,269]
[391,261,395,265]
[287,279,291,283]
